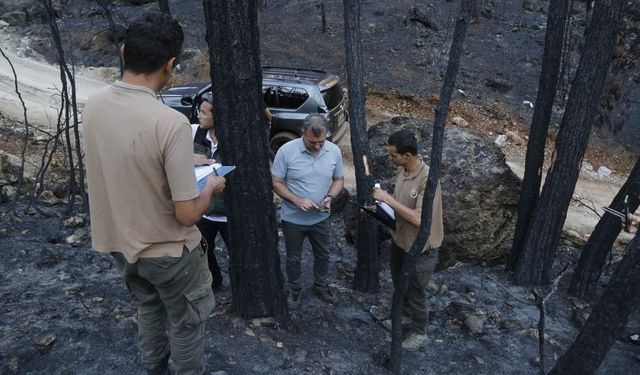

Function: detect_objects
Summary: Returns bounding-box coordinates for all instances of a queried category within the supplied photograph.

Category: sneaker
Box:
[313,285,337,304]
[381,316,413,331]
[402,332,428,351]
[287,288,302,308]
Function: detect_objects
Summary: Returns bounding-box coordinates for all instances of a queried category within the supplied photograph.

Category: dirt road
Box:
[0,31,112,127]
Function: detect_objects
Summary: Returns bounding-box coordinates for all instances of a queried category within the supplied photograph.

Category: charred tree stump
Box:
[343,0,379,292]
[507,0,570,272]
[568,157,640,301]
[550,231,640,374]
[387,0,474,373]
[203,0,287,322]
[513,0,624,285]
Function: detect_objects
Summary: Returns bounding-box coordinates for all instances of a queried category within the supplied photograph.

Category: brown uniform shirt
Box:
[390,161,444,253]
[82,81,201,263]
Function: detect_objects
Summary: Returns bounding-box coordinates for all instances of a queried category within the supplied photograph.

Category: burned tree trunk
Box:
[387,0,473,372]
[158,0,171,15]
[95,0,123,77]
[42,0,88,214]
[343,0,379,293]
[203,0,287,321]
[550,232,640,374]
[506,0,570,272]
[513,0,624,285]
[568,157,640,301]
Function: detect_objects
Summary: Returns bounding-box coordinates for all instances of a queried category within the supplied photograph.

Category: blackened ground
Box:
[1,203,639,374]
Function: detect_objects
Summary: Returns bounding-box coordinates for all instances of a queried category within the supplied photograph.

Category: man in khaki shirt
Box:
[373,129,444,351]
[83,12,225,375]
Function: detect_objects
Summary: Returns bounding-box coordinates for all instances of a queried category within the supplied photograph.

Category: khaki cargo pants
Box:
[390,242,439,336]
[112,244,215,375]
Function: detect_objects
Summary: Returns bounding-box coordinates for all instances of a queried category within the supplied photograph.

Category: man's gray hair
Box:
[302,114,328,136]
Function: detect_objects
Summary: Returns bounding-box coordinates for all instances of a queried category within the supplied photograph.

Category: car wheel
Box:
[270,131,298,153]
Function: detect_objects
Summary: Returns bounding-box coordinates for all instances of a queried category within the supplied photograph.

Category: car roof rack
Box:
[261,66,337,87]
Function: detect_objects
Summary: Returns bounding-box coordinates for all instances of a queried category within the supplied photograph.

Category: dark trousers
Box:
[281,218,331,289]
[390,243,439,335]
[196,218,229,284]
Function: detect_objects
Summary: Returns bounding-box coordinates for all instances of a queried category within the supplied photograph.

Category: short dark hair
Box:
[388,129,418,155]
[302,114,328,136]
[123,12,184,74]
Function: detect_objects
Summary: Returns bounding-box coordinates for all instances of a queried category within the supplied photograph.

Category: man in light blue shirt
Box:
[272,114,344,306]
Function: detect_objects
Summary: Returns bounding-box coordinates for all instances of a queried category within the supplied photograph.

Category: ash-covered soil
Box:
[1,204,639,374]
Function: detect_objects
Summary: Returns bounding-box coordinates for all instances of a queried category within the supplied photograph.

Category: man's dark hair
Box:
[387,129,418,155]
[302,114,328,136]
[123,12,183,74]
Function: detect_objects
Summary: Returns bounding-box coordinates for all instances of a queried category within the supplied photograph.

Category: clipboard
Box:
[196,165,236,191]
[349,200,396,230]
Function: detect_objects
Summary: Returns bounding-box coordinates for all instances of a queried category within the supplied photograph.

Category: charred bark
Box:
[42,0,88,215]
[550,232,640,374]
[387,0,473,373]
[95,0,123,77]
[203,0,287,322]
[158,0,171,15]
[343,0,379,293]
[507,0,570,272]
[568,157,640,301]
[513,0,623,285]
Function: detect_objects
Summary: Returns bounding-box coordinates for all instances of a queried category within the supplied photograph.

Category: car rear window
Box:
[276,87,309,109]
[321,83,343,110]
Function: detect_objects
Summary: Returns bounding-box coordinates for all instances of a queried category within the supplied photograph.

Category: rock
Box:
[523,0,541,12]
[562,229,587,247]
[463,316,484,335]
[0,10,27,24]
[597,165,612,177]
[33,333,56,348]
[485,78,513,93]
[40,190,61,206]
[0,20,9,28]
[495,134,507,148]
[452,116,469,127]
[0,151,36,185]
[1,185,17,202]
[581,161,594,172]
[446,300,476,321]
[358,117,520,266]
[531,356,540,367]
[65,228,87,247]
[404,6,439,31]
[506,131,525,145]
[628,334,639,345]
[369,305,387,321]
[63,215,85,229]
[473,354,485,364]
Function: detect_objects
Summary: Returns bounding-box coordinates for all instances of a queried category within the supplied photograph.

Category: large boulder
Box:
[359,117,520,267]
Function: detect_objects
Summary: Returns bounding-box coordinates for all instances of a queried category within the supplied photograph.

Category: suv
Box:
[158,67,348,152]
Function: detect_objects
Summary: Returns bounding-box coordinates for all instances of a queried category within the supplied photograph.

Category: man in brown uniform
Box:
[373,129,444,351]
[83,12,225,375]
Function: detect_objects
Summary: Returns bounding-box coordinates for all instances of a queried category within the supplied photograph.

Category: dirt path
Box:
[0,31,113,127]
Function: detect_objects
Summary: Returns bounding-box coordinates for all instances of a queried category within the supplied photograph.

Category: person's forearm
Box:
[273,179,301,206]
[326,177,344,199]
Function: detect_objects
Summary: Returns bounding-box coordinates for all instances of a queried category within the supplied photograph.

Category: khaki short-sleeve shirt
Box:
[82,81,201,263]
[391,161,444,253]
